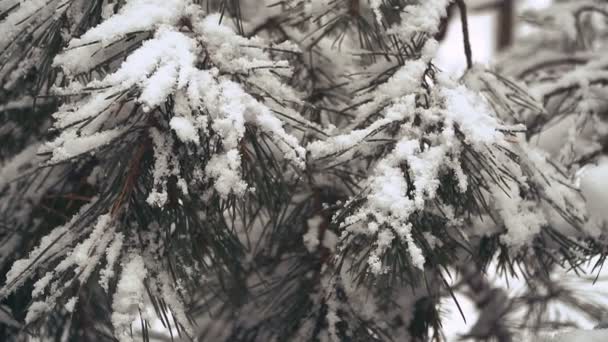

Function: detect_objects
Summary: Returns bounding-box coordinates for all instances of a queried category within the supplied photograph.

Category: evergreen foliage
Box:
[0,0,607,341]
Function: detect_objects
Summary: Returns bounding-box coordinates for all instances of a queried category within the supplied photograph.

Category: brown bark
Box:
[497,0,514,50]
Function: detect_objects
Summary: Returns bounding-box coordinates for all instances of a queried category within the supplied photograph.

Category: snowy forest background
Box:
[1,0,608,341]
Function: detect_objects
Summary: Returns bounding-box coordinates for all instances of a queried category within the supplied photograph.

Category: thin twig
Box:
[456,0,473,69]
[110,139,149,217]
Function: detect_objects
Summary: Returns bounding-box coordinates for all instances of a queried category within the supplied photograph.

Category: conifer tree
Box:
[0,0,607,341]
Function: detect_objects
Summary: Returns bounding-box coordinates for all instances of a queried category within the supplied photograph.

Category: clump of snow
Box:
[68,0,189,47]
[31,272,53,298]
[147,128,175,207]
[100,233,125,292]
[54,214,115,282]
[65,297,78,313]
[170,117,199,143]
[388,0,451,39]
[94,26,199,110]
[50,12,308,199]
[579,160,608,234]
[25,301,49,325]
[42,128,125,163]
[441,85,502,144]
[308,95,417,160]
[332,58,589,273]
[16,212,120,324]
[112,254,148,342]
[492,184,546,246]
[369,0,383,22]
[303,216,323,253]
[463,66,546,123]
[355,60,428,119]
[205,151,248,197]
[335,72,516,273]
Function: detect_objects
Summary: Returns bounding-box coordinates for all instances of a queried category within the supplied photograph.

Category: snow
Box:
[0,96,38,112]
[1,199,98,297]
[97,26,199,110]
[0,304,21,328]
[540,329,608,342]
[57,214,113,277]
[45,2,313,205]
[491,183,546,246]
[463,66,547,123]
[308,95,417,160]
[24,301,49,325]
[322,230,338,252]
[112,254,148,342]
[51,93,117,129]
[14,213,116,324]
[333,43,587,275]
[31,273,53,298]
[340,136,447,273]
[367,162,413,214]
[0,143,41,188]
[325,296,341,342]
[139,62,180,109]
[205,151,248,197]
[389,0,451,39]
[170,117,199,143]
[159,272,194,335]
[579,159,608,232]
[43,128,125,163]
[334,63,532,273]
[68,0,188,47]
[100,233,125,292]
[65,297,78,313]
[441,84,503,144]
[5,0,608,340]
[526,147,589,234]
[355,60,428,120]
[147,128,175,207]
[303,216,323,253]
[369,0,383,22]
[0,0,57,51]
[533,70,608,103]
